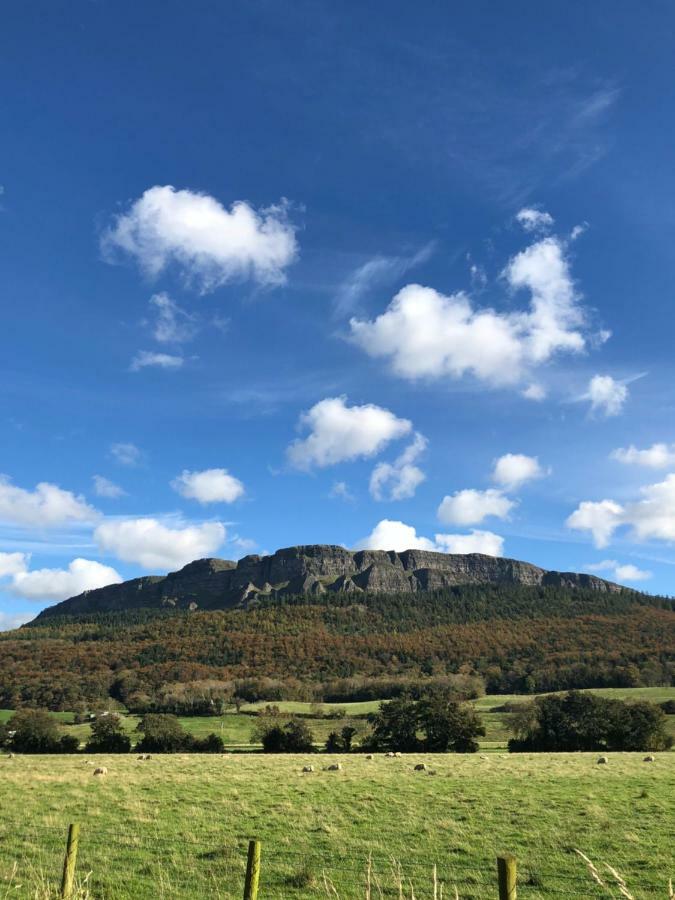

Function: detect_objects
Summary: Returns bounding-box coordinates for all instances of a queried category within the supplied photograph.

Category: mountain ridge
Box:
[33,544,625,621]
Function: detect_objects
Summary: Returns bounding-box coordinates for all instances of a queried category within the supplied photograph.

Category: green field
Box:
[0,751,673,899]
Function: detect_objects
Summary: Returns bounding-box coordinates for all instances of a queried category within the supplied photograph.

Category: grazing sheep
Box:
[137,754,152,760]
[394,752,402,757]
[414,763,427,771]
[597,756,608,765]
[326,763,342,771]
[302,765,314,773]
[643,755,655,762]
[93,767,108,776]
[385,752,395,758]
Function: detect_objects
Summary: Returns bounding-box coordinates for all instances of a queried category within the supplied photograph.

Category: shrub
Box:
[192,733,225,753]
[325,726,357,753]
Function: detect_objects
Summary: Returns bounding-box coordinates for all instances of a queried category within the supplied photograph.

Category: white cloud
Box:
[130,350,184,372]
[370,432,427,501]
[353,519,503,556]
[171,468,245,504]
[10,558,122,601]
[94,518,226,570]
[585,559,652,583]
[329,481,355,502]
[0,476,98,528]
[0,611,33,632]
[287,396,412,470]
[92,475,126,499]
[611,443,675,469]
[437,488,515,527]
[0,551,29,578]
[492,453,547,491]
[102,185,297,292]
[567,476,675,548]
[522,383,547,401]
[149,292,198,343]
[585,374,628,417]
[516,207,554,232]
[566,499,624,548]
[434,529,504,556]
[110,443,142,466]
[350,236,587,389]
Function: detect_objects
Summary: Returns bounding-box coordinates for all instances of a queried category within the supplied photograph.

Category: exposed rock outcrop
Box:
[34,544,624,621]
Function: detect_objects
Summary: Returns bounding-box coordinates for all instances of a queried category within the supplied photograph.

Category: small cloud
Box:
[101,185,298,292]
[515,207,554,232]
[10,558,122,601]
[171,468,245,504]
[353,518,503,557]
[329,481,355,502]
[0,476,98,528]
[370,432,427,501]
[130,351,184,372]
[437,488,515,527]
[149,292,199,343]
[611,443,675,469]
[585,559,652,583]
[92,475,126,499]
[570,223,588,241]
[109,442,142,467]
[94,517,226,570]
[492,453,548,491]
[0,551,29,578]
[584,374,629,418]
[522,383,547,401]
[287,396,412,470]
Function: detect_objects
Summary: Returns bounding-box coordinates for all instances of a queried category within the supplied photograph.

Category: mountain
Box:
[33,544,624,621]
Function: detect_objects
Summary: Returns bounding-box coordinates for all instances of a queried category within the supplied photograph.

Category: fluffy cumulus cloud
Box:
[586,559,652,583]
[94,518,226,570]
[0,551,29,578]
[109,443,142,466]
[353,519,503,556]
[171,468,245,504]
[0,476,98,528]
[102,185,298,292]
[437,488,515,527]
[566,499,624,548]
[586,374,628,417]
[369,432,427,501]
[568,473,675,547]
[492,453,547,491]
[350,236,587,389]
[149,292,198,343]
[516,207,554,232]
[130,350,183,372]
[611,443,675,469]
[10,558,122,601]
[287,396,412,470]
[92,475,126,499]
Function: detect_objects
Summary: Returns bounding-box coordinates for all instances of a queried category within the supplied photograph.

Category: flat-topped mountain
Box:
[34,544,623,621]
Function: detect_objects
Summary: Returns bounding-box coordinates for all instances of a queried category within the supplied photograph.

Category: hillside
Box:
[34,544,624,621]
[2,574,673,710]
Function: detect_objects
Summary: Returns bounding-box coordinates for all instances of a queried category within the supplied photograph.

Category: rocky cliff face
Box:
[34,544,624,621]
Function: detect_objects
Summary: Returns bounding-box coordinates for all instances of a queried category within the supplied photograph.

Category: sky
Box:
[2,0,675,627]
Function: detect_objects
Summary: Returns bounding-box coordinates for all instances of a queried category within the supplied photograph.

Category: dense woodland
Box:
[0,585,673,711]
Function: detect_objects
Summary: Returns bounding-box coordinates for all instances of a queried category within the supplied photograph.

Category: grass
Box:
[0,752,673,898]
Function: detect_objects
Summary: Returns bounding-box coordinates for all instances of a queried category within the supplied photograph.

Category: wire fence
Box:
[0,821,671,899]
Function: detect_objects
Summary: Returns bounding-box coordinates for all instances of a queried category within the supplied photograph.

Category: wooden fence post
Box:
[60,823,80,900]
[243,839,261,900]
[497,855,516,900]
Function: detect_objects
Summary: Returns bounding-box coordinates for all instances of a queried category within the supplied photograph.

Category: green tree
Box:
[8,709,60,752]
[85,713,131,753]
[367,696,421,752]
[259,719,315,753]
[136,714,191,753]
[418,694,485,752]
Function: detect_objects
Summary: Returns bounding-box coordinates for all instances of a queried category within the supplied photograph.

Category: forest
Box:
[1,584,673,711]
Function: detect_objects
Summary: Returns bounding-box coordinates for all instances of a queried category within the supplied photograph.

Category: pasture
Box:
[0,751,673,898]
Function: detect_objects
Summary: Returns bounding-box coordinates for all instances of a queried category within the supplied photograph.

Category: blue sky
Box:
[2,0,675,626]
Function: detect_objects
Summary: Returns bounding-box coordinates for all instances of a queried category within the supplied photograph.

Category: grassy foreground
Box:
[0,751,673,899]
